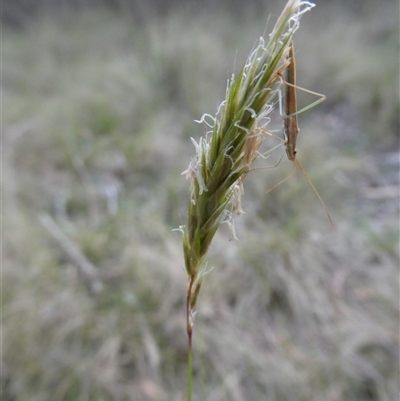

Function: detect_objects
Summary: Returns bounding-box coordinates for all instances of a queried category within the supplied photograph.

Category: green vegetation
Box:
[3,1,399,400]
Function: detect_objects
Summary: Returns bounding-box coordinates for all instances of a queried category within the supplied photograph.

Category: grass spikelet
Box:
[180,0,316,398]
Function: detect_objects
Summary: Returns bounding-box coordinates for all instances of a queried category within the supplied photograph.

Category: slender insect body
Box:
[279,41,334,227]
[284,43,299,162]
[284,119,299,162]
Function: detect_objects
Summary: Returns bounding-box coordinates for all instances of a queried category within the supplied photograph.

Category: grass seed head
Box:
[181,0,315,310]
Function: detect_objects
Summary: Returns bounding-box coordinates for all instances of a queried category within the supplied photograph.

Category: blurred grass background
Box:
[3,0,399,400]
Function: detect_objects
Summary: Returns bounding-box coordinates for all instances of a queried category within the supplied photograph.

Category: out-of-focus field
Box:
[3,1,399,400]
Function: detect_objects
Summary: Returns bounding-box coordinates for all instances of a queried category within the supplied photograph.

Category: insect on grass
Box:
[267,41,334,227]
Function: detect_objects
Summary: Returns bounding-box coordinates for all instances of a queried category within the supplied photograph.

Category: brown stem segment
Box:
[186,275,196,401]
